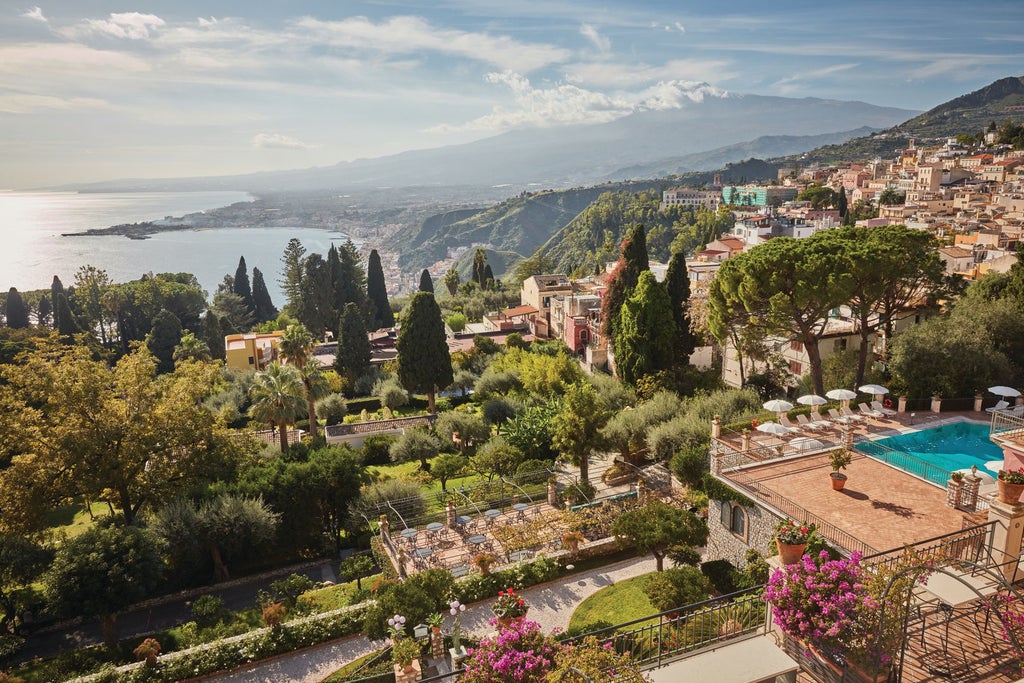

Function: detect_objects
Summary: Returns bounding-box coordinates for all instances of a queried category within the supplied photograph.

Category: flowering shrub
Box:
[461,619,555,683]
[998,467,1024,484]
[492,589,528,618]
[546,636,646,682]
[762,550,864,653]
[773,520,814,545]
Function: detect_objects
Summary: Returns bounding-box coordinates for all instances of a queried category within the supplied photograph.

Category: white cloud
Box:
[21,6,46,22]
[63,12,166,40]
[293,16,570,72]
[772,63,859,94]
[565,59,735,87]
[579,24,610,53]
[0,43,151,76]
[0,92,108,114]
[252,133,315,150]
[674,22,686,33]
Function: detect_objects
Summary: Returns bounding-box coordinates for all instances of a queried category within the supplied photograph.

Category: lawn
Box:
[45,499,114,539]
[567,574,658,632]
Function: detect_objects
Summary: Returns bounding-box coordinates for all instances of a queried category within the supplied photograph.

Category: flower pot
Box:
[997,479,1024,504]
[848,664,890,683]
[496,609,528,630]
[776,538,807,565]
[830,472,847,491]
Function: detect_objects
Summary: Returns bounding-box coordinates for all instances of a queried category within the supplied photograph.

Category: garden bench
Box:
[606,490,638,503]
[569,501,603,512]
[646,634,798,683]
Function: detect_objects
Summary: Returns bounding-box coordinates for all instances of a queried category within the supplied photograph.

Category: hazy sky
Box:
[2,1,1023,188]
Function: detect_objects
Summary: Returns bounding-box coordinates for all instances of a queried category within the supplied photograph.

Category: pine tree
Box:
[37,294,52,328]
[4,288,30,328]
[419,269,434,293]
[233,256,255,314]
[279,239,306,314]
[147,309,183,374]
[203,310,225,361]
[251,267,278,323]
[396,292,453,413]
[55,292,80,339]
[335,303,372,389]
[601,224,649,338]
[366,249,394,330]
[665,250,696,365]
[51,276,66,330]
[295,254,334,337]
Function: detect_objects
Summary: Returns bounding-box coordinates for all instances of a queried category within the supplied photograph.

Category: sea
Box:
[0,191,350,304]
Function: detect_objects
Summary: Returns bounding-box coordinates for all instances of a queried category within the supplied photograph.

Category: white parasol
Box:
[790,436,825,451]
[988,386,1021,398]
[763,399,795,414]
[756,421,791,436]
[797,394,828,414]
[983,459,1004,474]
[826,389,858,401]
[858,384,889,396]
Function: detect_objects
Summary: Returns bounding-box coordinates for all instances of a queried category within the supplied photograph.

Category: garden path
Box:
[207,555,659,683]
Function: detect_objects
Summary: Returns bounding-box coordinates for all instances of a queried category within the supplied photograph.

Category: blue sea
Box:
[0,191,348,303]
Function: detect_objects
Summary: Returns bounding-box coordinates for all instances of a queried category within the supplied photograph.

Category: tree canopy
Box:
[615,271,676,385]
[396,292,452,413]
[366,249,394,330]
[612,500,708,571]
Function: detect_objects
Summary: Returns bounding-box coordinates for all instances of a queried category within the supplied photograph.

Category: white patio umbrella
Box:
[756,421,791,436]
[797,394,828,414]
[988,386,1021,398]
[826,388,857,407]
[790,436,825,451]
[858,384,889,396]
[763,399,795,415]
[983,459,1004,474]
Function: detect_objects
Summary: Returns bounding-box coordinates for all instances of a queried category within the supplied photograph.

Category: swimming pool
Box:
[856,421,1002,485]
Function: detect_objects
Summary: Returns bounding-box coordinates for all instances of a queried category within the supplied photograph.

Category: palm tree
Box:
[443,268,460,297]
[248,362,306,452]
[277,323,325,439]
[173,331,211,365]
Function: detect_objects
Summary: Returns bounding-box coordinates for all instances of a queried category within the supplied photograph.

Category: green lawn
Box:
[568,574,658,632]
[45,499,113,539]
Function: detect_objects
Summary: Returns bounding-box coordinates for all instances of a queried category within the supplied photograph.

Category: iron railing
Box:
[862,521,995,572]
[854,438,952,487]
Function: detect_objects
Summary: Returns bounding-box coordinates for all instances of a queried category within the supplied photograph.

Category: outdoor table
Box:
[466,534,487,546]
[484,509,501,524]
[455,515,472,525]
[513,503,529,513]
[400,528,419,540]
[413,547,433,558]
[425,522,444,533]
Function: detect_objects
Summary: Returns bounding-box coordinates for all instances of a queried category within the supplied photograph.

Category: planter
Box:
[496,610,527,630]
[830,472,847,491]
[776,539,807,565]
[848,664,890,683]
[781,635,843,683]
[997,479,1024,504]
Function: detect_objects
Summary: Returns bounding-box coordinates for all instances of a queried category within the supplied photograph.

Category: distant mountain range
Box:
[60,87,914,193]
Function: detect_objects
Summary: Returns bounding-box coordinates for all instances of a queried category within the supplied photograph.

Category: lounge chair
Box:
[828,408,853,425]
[871,400,898,417]
[840,405,867,422]
[795,413,828,431]
[779,415,805,433]
[858,403,884,419]
[985,400,1010,414]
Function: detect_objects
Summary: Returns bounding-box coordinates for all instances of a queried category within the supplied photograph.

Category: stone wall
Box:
[706,497,781,567]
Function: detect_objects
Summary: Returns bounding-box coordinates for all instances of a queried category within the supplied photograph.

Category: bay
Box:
[0,191,347,303]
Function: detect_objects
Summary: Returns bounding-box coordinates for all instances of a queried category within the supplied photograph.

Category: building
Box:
[224,331,284,371]
[520,274,574,338]
[660,187,722,211]
[722,185,799,207]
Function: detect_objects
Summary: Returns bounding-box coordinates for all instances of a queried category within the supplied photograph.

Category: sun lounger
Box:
[778,416,805,433]
[857,403,884,419]
[828,408,853,425]
[985,400,1010,414]
[871,400,898,417]
[840,405,867,422]
[795,414,827,431]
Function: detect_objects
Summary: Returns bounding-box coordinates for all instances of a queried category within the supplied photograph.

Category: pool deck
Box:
[716,410,994,554]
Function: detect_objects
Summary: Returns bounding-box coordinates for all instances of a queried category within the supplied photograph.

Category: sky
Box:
[2,0,1023,189]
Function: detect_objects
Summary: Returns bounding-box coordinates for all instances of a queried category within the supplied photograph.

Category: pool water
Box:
[861,421,1002,475]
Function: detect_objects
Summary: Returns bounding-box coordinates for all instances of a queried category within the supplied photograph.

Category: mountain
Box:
[603,127,879,180]
[62,89,914,193]
[786,76,1024,166]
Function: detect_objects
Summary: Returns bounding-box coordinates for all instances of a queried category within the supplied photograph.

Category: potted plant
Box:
[391,636,422,672]
[997,467,1024,504]
[829,447,853,491]
[492,588,529,629]
[461,618,555,683]
[773,519,814,565]
[427,611,444,645]
[561,531,584,554]
[949,470,964,482]
[472,552,498,576]
[133,637,161,668]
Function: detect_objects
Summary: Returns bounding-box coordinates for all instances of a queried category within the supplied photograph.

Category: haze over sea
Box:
[0,191,347,304]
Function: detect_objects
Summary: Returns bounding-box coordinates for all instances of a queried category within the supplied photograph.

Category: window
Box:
[248,356,255,365]
[721,502,747,540]
[789,360,802,375]
[835,338,847,352]
[790,340,803,352]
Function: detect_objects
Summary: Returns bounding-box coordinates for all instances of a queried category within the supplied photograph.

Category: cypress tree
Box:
[146,309,182,374]
[232,256,255,313]
[419,269,434,293]
[37,294,52,328]
[327,244,344,318]
[396,292,453,414]
[366,249,394,330]
[279,239,306,314]
[251,267,278,323]
[616,271,675,384]
[665,250,696,364]
[837,187,848,220]
[335,302,372,390]
[51,276,65,330]
[203,310,226,361]
[55,293,79,339]
[483,264,494,290]
[472,248,487,286]
[337,240,367,311]
[601,224,648,338]
[296,254,334,337]
[4,288,30,328]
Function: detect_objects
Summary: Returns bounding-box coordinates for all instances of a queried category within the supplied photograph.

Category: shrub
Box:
[262,602,287,627]
[190,595,226,629]
[373,377,409,411]
[643,566,713,613]
[361,434,396,466]
[317,393,348,425]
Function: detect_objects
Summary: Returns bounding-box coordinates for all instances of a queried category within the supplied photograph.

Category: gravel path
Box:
[207,556,659,683]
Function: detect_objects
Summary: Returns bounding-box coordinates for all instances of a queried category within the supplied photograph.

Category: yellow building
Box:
[224,331,284,370]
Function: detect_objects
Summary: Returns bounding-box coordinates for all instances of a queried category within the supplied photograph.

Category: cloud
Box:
[772,63,860,94]
[293,16,570,72]
[0,92,108,114]
[21,6,46,22]
[0,43,151,76]
[674,22,686,33]
[579,24,610,53]
[565,59,736,87]
[252,133,315,150]
[63,12,166,40]
[426,72,729,134]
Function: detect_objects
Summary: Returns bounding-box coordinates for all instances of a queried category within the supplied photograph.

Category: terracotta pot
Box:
[848,664,890,683]
[806,643,844,677]
[776,539,807,564]
[496,610,528,630]
[998,479,1024,504]
[830,472,847,491]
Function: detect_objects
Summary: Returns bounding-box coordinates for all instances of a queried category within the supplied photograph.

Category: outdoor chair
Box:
[827,408,853,425]
[985,400,1010,413]
[871,400,898,416]
[840,405,867,422]
[779,415,806,433]
[796,413,828,431]
[857,403,884,419]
